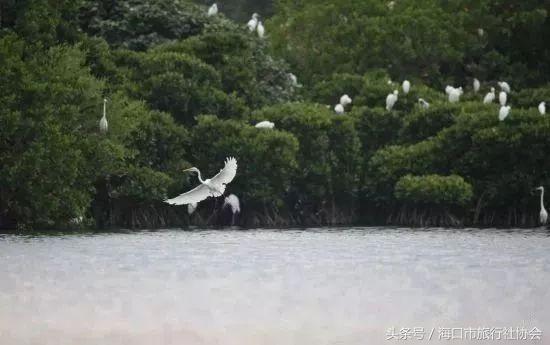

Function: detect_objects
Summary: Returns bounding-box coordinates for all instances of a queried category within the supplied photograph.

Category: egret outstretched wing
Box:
[165,184,214,205]
[210,157,238,186]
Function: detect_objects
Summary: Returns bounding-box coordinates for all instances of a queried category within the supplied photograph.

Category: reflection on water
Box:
[0,228,548,345]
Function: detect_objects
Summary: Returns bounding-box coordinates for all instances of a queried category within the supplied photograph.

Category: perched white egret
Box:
[188,203,197,215]
[499,91,507,106]
[539,102,546,115]
[402,80,411,95]
[165,157,238,205]
[386,90,399,111]
[247,13,259,31]
[448,87,462,103]
[483,87,495,104]
[340,94,352,106]
[418,98,430,109]
[535,186,548,225]
[223,194,241,225]
[255,121,275,129]
[445,85,454,95]
[498,81,511,94]
[257,21,265,38]
[334,103,345,115]
[473,78,480,93]
[99,98,108,134]
[499,105,511,121]
[207,3,218,16]
[288,73,301,88]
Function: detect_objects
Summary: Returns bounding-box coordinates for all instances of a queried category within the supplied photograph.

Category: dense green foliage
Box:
[1,0,549,229]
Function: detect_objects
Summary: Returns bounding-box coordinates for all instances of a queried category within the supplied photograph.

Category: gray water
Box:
[0,228,548,345]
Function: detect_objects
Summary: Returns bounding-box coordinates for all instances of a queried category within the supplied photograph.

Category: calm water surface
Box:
[0,228,548,345]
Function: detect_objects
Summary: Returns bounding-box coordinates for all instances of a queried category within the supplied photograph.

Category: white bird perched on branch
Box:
[334,103,345,115]
[99,98,108,134]
[499,91,507,106]
[224,194,241,225]
[498,81,511,94]
[257,21,265,38]
[165,157,238,205]
[188,203,197,215]
[207,3,218,16]
[247,13,259,31]
[448,87,462,103]
[535,186,548,225]
[499,105,510,121]
[340,94,352,106]
[418,98,430,109]
[402,80,411,95]
[255,121,275,129]
[539,102,546,115]
[473,78,480,93]
[386,90,398,111]
[483,87,495,104]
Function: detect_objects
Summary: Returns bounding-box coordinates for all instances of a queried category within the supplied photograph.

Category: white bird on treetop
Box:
[418,98,430,109]
[483,87,495,104]
[498,81,511,94]
[247,13,259,31]
[535,186,548,225]
[255,121,275,129]
[188,203,197,215]
[448,87,462,103]
[386,90,398,111]
[207,3,218,16]
[99,98,108,134]
[402,80,411,95]
[340,94,352,106]
[334,103,345,115]
[499,105,510,121]
[257,21,265,38]
[165,157,238,205]
[499,91,507,106]
[473,78,480,93]
[539,102,546,115]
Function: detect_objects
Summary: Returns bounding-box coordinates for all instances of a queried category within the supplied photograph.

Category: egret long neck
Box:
[103,100,107,118]
[196,169,205,184]
[541,188,546,211]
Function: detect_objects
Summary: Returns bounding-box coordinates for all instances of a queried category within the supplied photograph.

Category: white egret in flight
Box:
[247,13,259,31]
[99,98,108,134]
[535,186,548,225]
[188,203,197,215]
[498,81,511,94]
[207,3,218,16]
[483,87,495,104]
[255,121,275,129]
[473,78,480,93]
[334,103,345,115]
[418,98,430,109]
[499,105,510,121]
[386,90,398,111]
[257,21,265,38]
[402,80,411,95]
[499,91,507,106]
[539,102,546,115]
[223,194,241,225]
[165,157,238,205]
[340,94,352,106]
